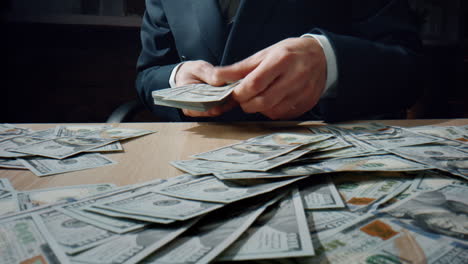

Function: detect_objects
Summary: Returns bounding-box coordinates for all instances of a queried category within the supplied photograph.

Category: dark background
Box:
[2,0,467,123]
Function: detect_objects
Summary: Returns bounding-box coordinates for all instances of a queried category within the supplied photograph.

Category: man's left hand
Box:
[215,37,327,120]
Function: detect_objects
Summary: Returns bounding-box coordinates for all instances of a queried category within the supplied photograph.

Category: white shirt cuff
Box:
[169,62,185,88]
[301,33,338,95]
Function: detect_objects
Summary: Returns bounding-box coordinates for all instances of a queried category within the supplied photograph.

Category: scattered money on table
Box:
[1,122,467,263]
[0,124,155,176]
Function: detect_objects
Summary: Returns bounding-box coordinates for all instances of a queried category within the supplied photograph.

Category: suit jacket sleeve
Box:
[314,0,423,122]
[136,0,183,121]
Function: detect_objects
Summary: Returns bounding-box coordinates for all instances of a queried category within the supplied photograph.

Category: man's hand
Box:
[175,60,237,117]
[216,37,327,120]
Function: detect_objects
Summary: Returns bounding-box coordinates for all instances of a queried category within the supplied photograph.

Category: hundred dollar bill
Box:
[36,209,117,255]
[72,220,197,264]
[0,177,14,190]
[11,137,117,159]
[305,210,359,236]
[0,136,47,158]
[27,128,57,139]
[17,183,116,211]
[0,193,19,216]
[192,133,331,164]
[0,158,27,169]
[19,153,117,177]
[334,172,412,212]
[54,125,112,137]
[357,127,442,149]
[218,189,315,261]
[382,184,468,241]
[299,177,345,209]
[301,213,468,264]
[83,206,176,224]
[53,125,124,152]
[0,123,32,141]
[388,144,468,180]
[171,149,311,175]
[313,154,433,172]
[141,194,277,264]
[407,125,468,142]
[156,175,306,203]
[92,191,224,221]
[215,154,432,181]
[59,178,181,233]
[78,127,156,141]
[408,170,466,192]
[84,142,123,153]
[0,214,70,264]
[152,82,239,111]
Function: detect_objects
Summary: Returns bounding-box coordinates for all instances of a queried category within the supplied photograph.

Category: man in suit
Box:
[136,0,422,122]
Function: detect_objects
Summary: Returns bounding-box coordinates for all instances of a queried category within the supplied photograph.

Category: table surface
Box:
[2,119,467,191]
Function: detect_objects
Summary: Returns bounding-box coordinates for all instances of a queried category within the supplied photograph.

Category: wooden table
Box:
[1,119,467,191]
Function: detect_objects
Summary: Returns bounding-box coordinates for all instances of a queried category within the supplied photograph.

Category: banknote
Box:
[0,136,47,158]
[153,82,240,111]
[36,209,117,255]
[213,165,324,180]
[0,123,32,141]
[54,125,112,137]
[83,206,176,224]
[19,153,117,177]
[334,172,412,212]
[299,177,345,209]
[0,189,10,198]
[218,189,315,261]
[215,154,432,181]
[301,213,468,264]
[17,183,116,211]
[59,178,180,233]
[171,148,311,175]
[408,170,466,192]
[0,177,14,190]
[0,158,27,169]
[407,125,468,142]
[192,133,331,164]
[0,214,70,264]
[27,128,57,139]
[81,127,156,141]
[84,142,123,153]
[156,175,306,203]
[72,220,197,264]
[0,193,19,216]
[92,191,224,221]
[357,127,442,149]
[382,184,468,241]
[388,144,468,180]
[312,154,434,172]
[141,194,277,264]
[305,209,359,236]
[11,137,117,159]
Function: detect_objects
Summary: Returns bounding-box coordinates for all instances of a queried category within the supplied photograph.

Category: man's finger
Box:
[215,51,264,83]
[188,61,225,86]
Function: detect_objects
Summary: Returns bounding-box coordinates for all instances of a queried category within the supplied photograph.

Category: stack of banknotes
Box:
[0,124,155,176]
[1,122,467,263]
[152,82,240,111]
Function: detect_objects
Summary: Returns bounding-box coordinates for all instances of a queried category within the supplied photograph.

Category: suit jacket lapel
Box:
[192,0,227,64]
[221,0,276,65]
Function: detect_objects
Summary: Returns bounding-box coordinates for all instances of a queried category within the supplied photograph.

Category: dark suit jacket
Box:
[136,0,422,122]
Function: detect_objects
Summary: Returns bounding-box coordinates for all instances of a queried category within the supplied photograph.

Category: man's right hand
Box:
[175,60,238,117]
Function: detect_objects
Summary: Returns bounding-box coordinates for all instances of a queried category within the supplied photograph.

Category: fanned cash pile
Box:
[1,123,468,264]
[0,124,155,176]
[152,82,240,111]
